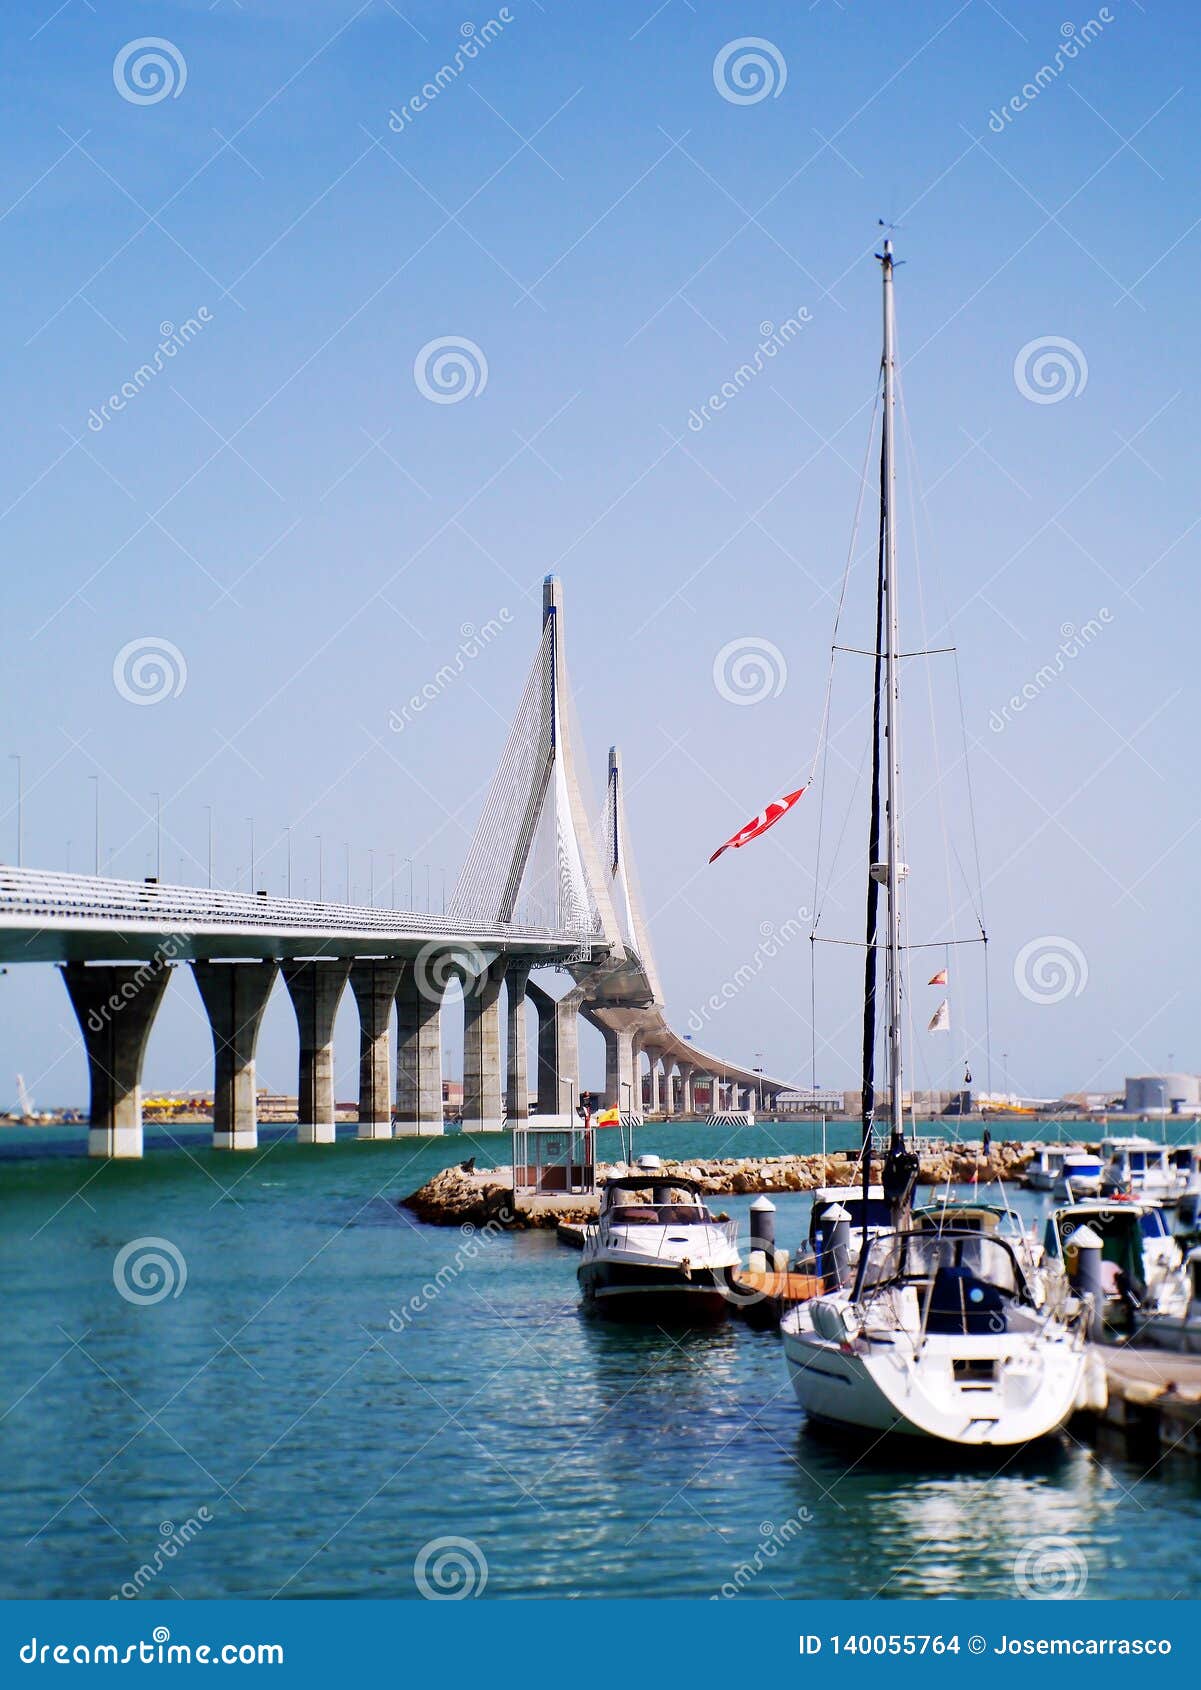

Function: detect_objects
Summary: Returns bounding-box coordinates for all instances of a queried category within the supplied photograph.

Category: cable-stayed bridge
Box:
[0,577,790,1157]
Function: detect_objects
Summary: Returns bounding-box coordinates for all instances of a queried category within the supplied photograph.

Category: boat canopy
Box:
[912,1202,1026,1237]
[852,1227,1034,1306]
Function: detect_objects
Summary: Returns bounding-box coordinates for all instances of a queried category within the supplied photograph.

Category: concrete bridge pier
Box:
[462,959,506,1132]
[527,981,582,1116]
[395,964,445,1135]
[283,959,350,1143]
[599,1025,636,1112]
[504,961,531,1123]
[659,1059,675,1117]
[349,961,404,1139]
[192,960,278,1150]
[62,959,173,1158]
[642,1048,661,1113]
[678,1061,695,1117]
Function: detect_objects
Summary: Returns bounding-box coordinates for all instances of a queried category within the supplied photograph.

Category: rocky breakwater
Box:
[400,1143,1032,1230]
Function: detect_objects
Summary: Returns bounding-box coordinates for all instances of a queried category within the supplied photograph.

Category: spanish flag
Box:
[596,1107,621,1127]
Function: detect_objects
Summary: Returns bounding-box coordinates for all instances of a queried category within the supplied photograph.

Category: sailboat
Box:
[780,241,1090,1447]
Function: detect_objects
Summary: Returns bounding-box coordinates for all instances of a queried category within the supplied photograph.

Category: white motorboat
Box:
[1042,1198,1182,1334]
[578,1163,740,1319]
[778,241,1088,1447]
[781,1227,1089,1445]
[1099,1136,1178,1205]
[1053,1151,1104,1199]
[1025,1143,1104,1198]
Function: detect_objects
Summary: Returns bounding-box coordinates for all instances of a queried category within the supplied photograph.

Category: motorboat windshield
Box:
[606,1202,716,1225]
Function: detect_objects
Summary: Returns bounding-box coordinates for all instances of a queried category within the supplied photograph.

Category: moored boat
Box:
[1025,1142,1102,1196]
[782,1226,1088,1444]
[1042,1198,1181,1334]
[1099,1135,1178,1205]
[578,1161,740,1319]
[777,240,1088,1447]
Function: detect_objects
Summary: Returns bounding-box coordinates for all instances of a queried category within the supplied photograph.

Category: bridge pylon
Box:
[449,575,621,952]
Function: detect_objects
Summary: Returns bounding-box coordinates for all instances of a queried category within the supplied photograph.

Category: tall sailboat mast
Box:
[880,238,904,1143]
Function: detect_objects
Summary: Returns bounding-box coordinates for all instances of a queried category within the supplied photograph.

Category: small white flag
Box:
[928,998,951,1033]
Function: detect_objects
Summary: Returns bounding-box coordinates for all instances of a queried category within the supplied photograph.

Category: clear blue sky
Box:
[1,0,1196,1108]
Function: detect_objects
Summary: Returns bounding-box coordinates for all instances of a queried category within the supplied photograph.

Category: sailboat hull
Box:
[782,1329,1086,1446]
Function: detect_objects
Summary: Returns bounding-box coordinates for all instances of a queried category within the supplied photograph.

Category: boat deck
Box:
[726,1267,825,1329]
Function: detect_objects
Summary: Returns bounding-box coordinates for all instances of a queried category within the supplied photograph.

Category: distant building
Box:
[776,1088,846,1114]
[256,1093,298,1122]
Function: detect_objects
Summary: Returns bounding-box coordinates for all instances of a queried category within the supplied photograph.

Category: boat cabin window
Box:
[1140,1209,1169,1239]
[608,1202,713,1226]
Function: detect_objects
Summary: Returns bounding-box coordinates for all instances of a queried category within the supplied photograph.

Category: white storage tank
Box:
[1125,1073,1201,1112]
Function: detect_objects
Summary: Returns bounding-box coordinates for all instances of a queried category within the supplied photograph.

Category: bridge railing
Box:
[0,866,589,944]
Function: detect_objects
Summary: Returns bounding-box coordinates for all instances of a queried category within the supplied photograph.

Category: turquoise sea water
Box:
[2,1119,1199,1601]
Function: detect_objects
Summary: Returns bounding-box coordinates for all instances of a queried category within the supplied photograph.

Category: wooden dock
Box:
[1079,1344,1201,1462]
[726,1267,824,1329]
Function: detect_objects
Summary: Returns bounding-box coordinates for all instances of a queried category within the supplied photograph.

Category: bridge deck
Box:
[0,866,596,964]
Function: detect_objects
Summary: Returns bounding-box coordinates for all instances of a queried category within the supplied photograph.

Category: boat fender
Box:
[812,1299,861,1345]
[1075,1350,1109,1413]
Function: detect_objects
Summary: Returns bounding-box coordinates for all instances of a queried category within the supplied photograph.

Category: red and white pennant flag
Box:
[709,785,808,864]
